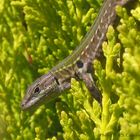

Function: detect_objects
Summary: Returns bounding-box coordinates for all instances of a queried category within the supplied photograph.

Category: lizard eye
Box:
[34,87,40,94]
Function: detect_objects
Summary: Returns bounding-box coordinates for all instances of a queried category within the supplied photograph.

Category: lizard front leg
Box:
[75,61,102,105]
[81,72,102,105]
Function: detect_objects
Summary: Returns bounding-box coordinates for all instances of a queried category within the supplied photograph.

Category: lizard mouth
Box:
[21,88,60,110]
[21,97,39,110]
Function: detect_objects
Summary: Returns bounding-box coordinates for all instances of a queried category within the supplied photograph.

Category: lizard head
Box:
[21,72,61,110]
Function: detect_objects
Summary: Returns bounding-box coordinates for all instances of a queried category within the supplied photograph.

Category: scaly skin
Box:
[21,0,130,110]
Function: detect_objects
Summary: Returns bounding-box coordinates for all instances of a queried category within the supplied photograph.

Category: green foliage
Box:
[0,0,140,139]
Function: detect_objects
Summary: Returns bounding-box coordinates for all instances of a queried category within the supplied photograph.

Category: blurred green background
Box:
[0,0,140,139]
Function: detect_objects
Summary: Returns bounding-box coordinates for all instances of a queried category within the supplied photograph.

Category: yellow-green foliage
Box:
[0,0,140,139]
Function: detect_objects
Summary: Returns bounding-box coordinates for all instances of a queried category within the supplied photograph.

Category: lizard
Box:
[21,0,130,110]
